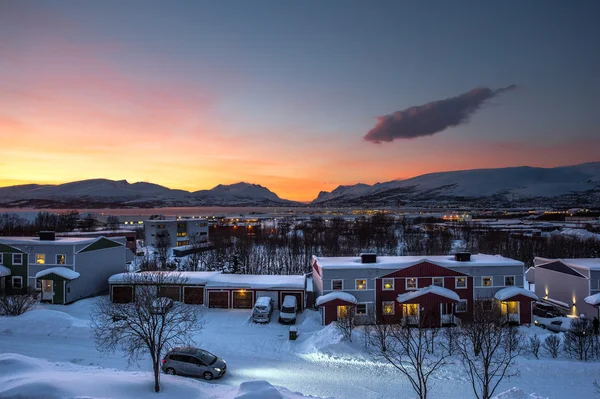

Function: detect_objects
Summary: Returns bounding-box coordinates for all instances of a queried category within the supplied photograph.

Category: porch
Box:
[494,286,538,325]
[396,285,460,328]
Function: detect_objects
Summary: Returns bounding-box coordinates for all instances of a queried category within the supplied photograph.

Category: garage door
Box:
[159,286,181,302]
[256,291,279,308]
[232,291,254,309]
[281,292,303,311]
[184,287,204,304]
[112,286,133,303]
[208,291,229,308]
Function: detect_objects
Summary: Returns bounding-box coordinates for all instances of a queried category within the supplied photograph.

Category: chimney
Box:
[360,253,377,264]
[454,252,471,262]
[39,231,56,241]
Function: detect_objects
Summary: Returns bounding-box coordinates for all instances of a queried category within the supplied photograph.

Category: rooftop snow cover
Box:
[316,292,357,306]
[35,267,80,280]
[494,287,538,301]
[109,271,220,284]
[0,236,97,245]
[313,253,523,270]
[535,256,600,271]
[585,293,600,306]
[396,285,460,303]
[0,265,10,277]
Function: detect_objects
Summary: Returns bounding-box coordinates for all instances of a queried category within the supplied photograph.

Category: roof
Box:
[109,271,220,284]
[494,287,538,301]
[585,293,600,306]
[535,257,600,271]
[535,261,587,278]
[0,265,10,277]
[316,292,357,306]
[0,236,97,245]
[313,254,523,270]
[35,267,80,280]
[204,273,305,289]
[396,285,460,303]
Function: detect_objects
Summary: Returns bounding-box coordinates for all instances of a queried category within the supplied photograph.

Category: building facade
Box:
[144,219,209,248]
[312,253,533,327]
[0,232,128,304]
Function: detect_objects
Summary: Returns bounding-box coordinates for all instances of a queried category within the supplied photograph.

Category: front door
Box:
[41,280,54,301]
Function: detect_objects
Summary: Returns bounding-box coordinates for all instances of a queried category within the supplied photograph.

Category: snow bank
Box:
[492,387,548,399]
[316,292,357,306]
[585,293,600,306]
[494,287,538,301]
[35,267,80,280]
[0,309,89,337]
[554,228,600,242]
[235,380,313,399]
[397,285,460,303]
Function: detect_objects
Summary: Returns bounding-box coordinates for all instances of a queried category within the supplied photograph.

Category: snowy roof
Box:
[57,230,136,236]
[204,273,305,289]
[313,254,523,270]
[35,267,80,280]
[109,271,220,284]
[316,292,357,306]
[396,285,460,303]
[0,236,97,245]
[494,287,538,301]
[534,257,600,271]
[0,265,11,277]
[585,293,600,306]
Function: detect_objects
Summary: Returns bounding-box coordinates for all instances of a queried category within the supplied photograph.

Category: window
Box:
[432,277,444,287]
[455,277,467,289]
[12,276,23,289]
[157,224,166,229]
[331,280,343,290]
[177,223,185,228]
[177,232,187,237]
[13,253,23,265]
[382,278,394,290]
[504,276,515,286]
[176,241,189,247]
[35,280,42,291]
[406,278,417,290]
[337,305,352,318]
[403,303,419,317]
[382,301,395,315]
[356,304,367,315]
[456,300,467,313]
[482,277,493,287]
[199,223,207,227]
[355,279,367,290]
[36,254,45,264]
[56,254,66,265]
[0,254,3,264]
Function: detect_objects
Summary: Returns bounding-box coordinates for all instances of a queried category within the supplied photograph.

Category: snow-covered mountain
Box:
[0,180,300,208]
[312,162,600,207]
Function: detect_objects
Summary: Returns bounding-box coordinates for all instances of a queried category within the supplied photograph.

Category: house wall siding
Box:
[534,267,595,317]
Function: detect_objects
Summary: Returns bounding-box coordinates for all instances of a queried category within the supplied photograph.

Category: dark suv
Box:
[161,347,226,380]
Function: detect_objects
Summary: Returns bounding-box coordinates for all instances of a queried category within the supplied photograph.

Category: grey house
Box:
[0,232,128,304]
[533,257,600,317]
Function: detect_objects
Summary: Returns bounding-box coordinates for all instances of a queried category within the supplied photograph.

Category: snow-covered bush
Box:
[528,334,541,359]
[0,288,38,316]
[542,335,561,358]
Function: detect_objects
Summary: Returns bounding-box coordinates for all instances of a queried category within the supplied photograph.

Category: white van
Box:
[278,295,297,324]
[252,296,273,323]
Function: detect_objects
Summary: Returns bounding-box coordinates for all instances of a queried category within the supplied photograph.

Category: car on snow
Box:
[161,347,226,380]
[252,296,274,323]
[534,316,574,333]
[278,295,298,324]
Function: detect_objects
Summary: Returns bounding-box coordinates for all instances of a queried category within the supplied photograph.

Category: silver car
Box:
[161,347,226,380]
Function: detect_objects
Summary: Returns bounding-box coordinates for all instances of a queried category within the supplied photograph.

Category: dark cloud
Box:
[363,85,516,143]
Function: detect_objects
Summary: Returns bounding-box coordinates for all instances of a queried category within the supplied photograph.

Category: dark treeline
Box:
[0,211,97,236]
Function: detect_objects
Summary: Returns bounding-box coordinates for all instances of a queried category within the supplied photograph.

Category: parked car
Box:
[161,347,226,380]
[534,316,574,333]
[532,302,560,318]
[252,296,274,323]
[279,295,297,324]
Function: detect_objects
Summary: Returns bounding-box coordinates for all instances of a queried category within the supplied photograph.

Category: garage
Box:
[183,287,204,304]
[159,286,180,301]
[232,290,254,309]
[208,291,229,308]
[112,286,134,303]
[256,291,279,308]
[280,291,304,311]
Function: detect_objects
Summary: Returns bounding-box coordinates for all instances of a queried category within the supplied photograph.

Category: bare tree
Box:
[106,216,120,230]
[542,334,561,358]
[366,315,450,399]
[528,334,541,359]
[0,287,38,316]
[155,230,171,269]
[456,299,524,399]
[183,233,209,272]
[90,272,204,392]
[334,305,356,342]
[563,318,595,361]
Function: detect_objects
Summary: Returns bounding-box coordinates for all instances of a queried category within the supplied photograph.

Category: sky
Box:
[1,0,599,202]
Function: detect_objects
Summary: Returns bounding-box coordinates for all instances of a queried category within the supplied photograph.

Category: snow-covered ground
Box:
[1,299,599,398]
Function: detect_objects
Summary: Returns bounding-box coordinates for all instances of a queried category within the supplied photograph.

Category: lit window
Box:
[177,223,185,228]
[13,254,23,265]
[177,232,187,237]
[432,277,444,287]
[504,276,515,286]
[383,278,394,290]
[337,305,352,318]
[200,223,207,227]
[12,276,23,289]
[382,301,395,315]
[56,254,66,265]
[332,280,343,290]
[355,279,367,290]
[402,303,419,317]
[406,278,417,290]
[356,304,367,315]
[157,224,166,229]
[455,277,467,289]
[456,300,467,313]
[482,277,493,287]
[36,254,45,264]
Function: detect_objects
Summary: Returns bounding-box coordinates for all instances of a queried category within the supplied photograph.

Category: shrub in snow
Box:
[542,335,561,358]
[0,288,38,316]
[528,334,541,359]
[563,318,595,361]
[334,306,355,342]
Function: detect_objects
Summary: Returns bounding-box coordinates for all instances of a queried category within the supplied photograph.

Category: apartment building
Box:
[144,218,209,248]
